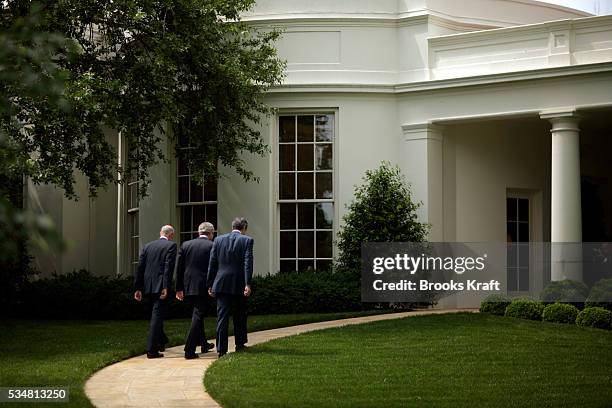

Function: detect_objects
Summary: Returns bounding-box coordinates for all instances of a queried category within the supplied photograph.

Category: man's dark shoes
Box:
[218,352,226,358]
[184,352,199,360]
[147,352,164,359]
[201,342,215,354]
[235,345,248,352]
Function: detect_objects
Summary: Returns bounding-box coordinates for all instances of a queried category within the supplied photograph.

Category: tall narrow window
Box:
[177,140,218,243]
[278,114,334,272]
[126,170,140,269]
[507,197,529,291]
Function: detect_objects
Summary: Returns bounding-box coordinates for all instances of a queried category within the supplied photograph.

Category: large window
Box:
[278,114,334,272]
[126,170,140,268]
[177,141,218,243]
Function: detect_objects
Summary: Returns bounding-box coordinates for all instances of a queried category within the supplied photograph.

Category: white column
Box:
[400,123,444,241]
[540,110,582,281]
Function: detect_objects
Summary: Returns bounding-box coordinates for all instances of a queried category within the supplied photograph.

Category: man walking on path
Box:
[176,222,216,359]
[134,225,177,359]
[207,217,254,358]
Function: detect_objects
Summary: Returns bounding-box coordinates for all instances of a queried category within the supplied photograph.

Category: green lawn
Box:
[205,313,612,408]
[0,311,384,407]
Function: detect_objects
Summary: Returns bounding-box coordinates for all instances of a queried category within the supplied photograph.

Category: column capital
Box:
[540,109,581,132]
[401,122,443,141]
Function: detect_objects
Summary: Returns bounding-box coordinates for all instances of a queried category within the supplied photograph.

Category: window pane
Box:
[204,178,217,202]
[297,116,314,142]
[315,203,333,229]
[316,173,333,199]
[298,231,314,258]
[181,206,192,233]
[180,233,191,243]
[298,203,314,229]
[279,144,295,171]
[279,116,295,142]
[193,205,206,229]
[178,156,189,176]
[178,131,188,147]
[519,222,529,242]
[506,198,517,221]
[507,268,518,292]
[206,204,218,228]
[280,260,296,273]
[298,260,315,272]
[279,203,296,230]
[316,144,332,170]
[315,115,333,142]
[178,177,189,203]
[316,260,332,272]
[507,245,518,268]
[507,222,517,243]
[518,243,529,267]
[297,144,314,171]
[280,231,296,258]
[519,268,529,291]
[297,173,314,199]
[190,179,203,202]
[518,199,529,222]
[316,231,333,258]
[127,184,133,210]
[280,173,295,199]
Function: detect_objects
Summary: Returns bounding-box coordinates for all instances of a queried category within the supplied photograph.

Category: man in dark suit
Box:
[207,217,254,358]
[134,225,177,359]
[176,222,216,359]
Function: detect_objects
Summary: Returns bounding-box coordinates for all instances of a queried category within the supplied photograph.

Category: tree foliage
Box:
[2,0,285,198]
[0,4,67,303]
[335,162,429,275]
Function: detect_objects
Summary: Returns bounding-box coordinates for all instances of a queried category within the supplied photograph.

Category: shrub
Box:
[11,269,379,319]
[585,278,612,311]
[540,279,589,305]
[504,299,544,321]
[480,294,512,316]
[335,162,428,277]
[576,307,612,330]
[542,303,579,324]
[248,269,365,315]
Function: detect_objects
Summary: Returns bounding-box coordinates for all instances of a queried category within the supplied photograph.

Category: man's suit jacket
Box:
[207,231,254,296]
[176,236,213,296]
[134,238,177,295]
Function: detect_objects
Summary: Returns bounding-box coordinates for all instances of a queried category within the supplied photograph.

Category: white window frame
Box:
[274,109,339,273]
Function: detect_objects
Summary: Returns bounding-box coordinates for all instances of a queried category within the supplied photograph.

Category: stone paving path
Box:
[85,309,476,407]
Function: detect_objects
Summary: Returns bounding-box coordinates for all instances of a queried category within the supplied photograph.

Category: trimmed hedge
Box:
[540,279,589,305]
[542,303,579,324]
[504,299,544,321]
[585,278,612,311]
[8,269,378,319]
[576,307,612,330]
[479,294,512,316]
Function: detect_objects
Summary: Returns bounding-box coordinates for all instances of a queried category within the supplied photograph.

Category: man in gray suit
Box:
[134,225,177,359]
[207,217,254,357]
[176,222,216,359]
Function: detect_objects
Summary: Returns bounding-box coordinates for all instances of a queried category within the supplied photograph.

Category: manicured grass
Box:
[0,311,384,407]
[205,313,612,408]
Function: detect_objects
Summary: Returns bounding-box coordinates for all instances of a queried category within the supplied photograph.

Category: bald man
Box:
[134,225,177,359]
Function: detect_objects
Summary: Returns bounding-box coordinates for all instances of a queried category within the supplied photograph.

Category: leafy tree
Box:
[335,162,429,275]
[2,0,285,198]
[1,4,68,307]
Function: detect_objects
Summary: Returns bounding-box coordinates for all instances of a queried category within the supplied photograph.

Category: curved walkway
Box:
[85,309,476,407]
